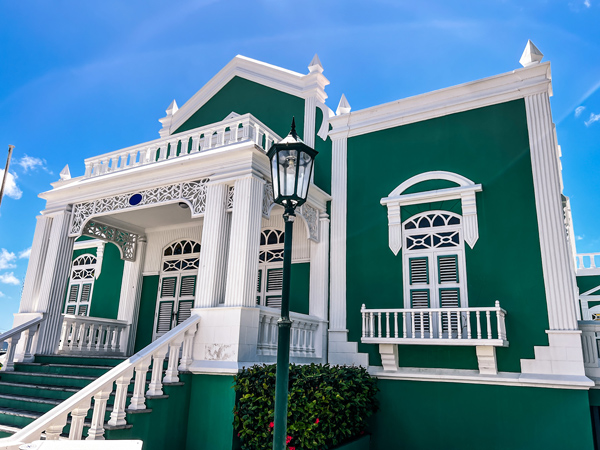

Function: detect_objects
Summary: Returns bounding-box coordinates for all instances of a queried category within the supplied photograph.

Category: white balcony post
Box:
[108,369,134,427]
[224,176,264,307]
[69,400,91,440]
[129,359,151,411]
[196,182,230,307]
[147,346,169,396]
[86,387,112,440]
[163,338,184,383]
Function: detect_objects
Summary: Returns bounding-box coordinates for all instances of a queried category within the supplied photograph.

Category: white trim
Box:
[368,366,593,390]
[167,55,330,135]
[388,171,477,197]
[329,62,551,139]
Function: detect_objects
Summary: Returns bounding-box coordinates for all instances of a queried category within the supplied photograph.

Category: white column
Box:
[117,237,147,355]
[309,214,330,320]
[330,137,348,333]
[35,209,75,355]
[196,182,230,307]
[19,215,53,314]
[224,176,264,307]
[303,97,317,149]
[525,93,579,331]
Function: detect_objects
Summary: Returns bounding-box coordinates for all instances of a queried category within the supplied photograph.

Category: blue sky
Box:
[0,0,599,331]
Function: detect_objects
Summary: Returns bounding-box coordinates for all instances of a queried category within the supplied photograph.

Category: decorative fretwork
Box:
[163,240,201,256]
[73,255,96,266]
[163,258,199,272]
[404,212,461,230]
[262,182,320,242]
[69,179,210,236]
[81,221,139,262]
[259,229,285,263]
[227,185,235,210]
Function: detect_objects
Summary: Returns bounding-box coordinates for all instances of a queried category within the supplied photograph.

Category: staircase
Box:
[0,355,125,439]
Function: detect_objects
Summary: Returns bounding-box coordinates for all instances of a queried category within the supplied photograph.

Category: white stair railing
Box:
[57,315,129,356]
[257,308,321,357]
[83,113,281,179]
[361,302,508,346]
[0,315,200,450]
[0,316,43,371]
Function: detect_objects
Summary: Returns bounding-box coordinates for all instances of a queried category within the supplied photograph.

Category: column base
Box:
[520,330,587,376]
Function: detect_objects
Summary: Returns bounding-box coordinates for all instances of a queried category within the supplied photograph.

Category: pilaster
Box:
[117,237,147,355]
[224,176,264,307]
[309,215,330,320]
[303,97,316,149]
[34,209,75,355]
[196,182,230,307]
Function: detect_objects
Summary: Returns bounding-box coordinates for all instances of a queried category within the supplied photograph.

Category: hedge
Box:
[233,364,378,450]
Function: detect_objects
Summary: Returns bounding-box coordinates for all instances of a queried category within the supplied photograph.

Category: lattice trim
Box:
[81,221,139,262]
[69,179,210,236]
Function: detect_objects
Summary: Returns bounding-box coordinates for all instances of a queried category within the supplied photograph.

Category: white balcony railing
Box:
[576,253,600,273]
[57,315,128,356]
[257,308,322,358]
[580,321,600,380]
[83,113,281,179]
[0,315,43,371]
[361,301,508,347]
[0,315,199,449]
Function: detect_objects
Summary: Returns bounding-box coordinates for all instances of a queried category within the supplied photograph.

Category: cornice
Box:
[329,62,552,140]
[168,55,330,135]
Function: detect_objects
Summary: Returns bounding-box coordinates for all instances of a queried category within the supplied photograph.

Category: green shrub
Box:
[233,364,378,450]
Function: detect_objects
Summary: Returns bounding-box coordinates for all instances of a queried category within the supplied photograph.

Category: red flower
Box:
[237,433,240,437]
[289,447,296,450]
[315,418,320,424]
[286,436,292,444]
[269,422,274,428]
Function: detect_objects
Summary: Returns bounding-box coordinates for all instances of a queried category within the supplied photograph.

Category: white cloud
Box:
[0,291,5,297]
[584,0,591,7]
[577,235,584,241]
[575,106,586,117]
[15,154,50,173]
[0,272,20,285]
[585,112,600,126]
[0,249,16,270]
[0,170,22,200]
[18,247,31,259]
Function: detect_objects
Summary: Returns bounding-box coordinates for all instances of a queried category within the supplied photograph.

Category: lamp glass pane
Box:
[278,150,298,197]
[271,155,279,200]
[297,151,313,200]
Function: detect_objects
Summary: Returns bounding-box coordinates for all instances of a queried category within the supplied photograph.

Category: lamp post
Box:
[267,118,318,450]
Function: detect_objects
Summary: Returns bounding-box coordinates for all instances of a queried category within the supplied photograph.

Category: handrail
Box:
[0,314,200,449]
[0,315,43,372]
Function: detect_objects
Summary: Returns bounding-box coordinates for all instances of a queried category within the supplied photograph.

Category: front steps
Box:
[0,355,186,440]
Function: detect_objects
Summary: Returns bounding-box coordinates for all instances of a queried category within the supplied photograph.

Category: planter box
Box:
[334,434,370,450]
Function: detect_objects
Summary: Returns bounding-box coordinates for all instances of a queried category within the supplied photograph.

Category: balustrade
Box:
[576,253,600,272]
[361,301,508,346]
[57,315,128,356]
[0,315,200,449]
[0,316,43,372]
[257,308,321,358]
[83,113,280,179]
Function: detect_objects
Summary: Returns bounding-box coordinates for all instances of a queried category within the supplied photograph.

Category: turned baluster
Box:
[108,369,134,427]
[69,399,91,440]
[164,339,184,383]
[1,334,20,372]
[129,359,151,410]
[45,415,68,440]
[86,387,112,440]
[178,325,197,371]
[147,346,169,396]
[191,135,200,153]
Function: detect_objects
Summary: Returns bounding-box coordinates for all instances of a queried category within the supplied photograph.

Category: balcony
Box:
[360,302,508,374]
[82,113,281,179]
[576,253,600,276]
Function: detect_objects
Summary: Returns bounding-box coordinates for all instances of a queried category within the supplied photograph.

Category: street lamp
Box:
[267,118,318,450]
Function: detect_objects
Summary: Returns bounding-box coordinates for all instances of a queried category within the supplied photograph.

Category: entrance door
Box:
[153,240,200,340]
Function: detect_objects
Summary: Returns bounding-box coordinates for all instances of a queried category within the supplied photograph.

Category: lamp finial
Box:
[290,117,297,140]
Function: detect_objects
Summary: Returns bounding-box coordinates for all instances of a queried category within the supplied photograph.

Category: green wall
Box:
[346,99,548,372]
[370,380,594,450]
[290,262,310,315]
[134,275,160,353]
[64,242,124,320]
[578,275,600,295]
[174,76,332,193]
[185,375,237,450]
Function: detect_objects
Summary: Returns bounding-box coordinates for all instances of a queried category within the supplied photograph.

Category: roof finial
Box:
[519,40,544,67]
[166,99,179,115]
[336,94,351,116]
[59,165,71,181]
[308,54,323,73]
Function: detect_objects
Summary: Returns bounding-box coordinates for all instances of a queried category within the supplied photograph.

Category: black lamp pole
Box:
[267,118,318,450]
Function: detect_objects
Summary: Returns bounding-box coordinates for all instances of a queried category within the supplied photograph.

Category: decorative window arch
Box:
[64,254,98,316]
[257,228,285,308]
[381,171,482,255]
[153,239,200,340]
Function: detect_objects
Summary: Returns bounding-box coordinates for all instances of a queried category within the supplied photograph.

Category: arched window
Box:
[402,211,468,335]
[257,228,285,308]
[64,254,97,316]
[154,240,200,340]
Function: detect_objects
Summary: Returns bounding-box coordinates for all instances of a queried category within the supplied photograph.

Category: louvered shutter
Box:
[440,288,460,333]
[410,290,430,332]
[180,276,196,297]
[156,301,174,334]
[67,285,79,304]
[177,300,194,325]
[267,268,283,292]
[438,255,459,283]
[77,304,89,316]
[66,305,76,314]
[409,258,429,285]
[161,277,177,298]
